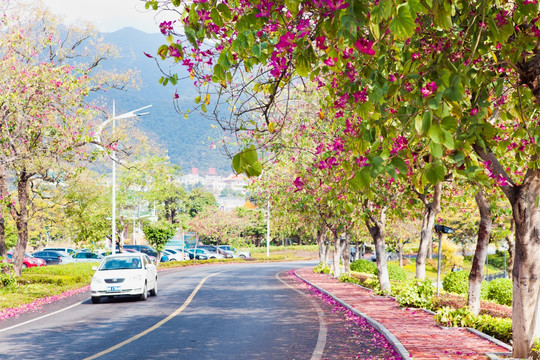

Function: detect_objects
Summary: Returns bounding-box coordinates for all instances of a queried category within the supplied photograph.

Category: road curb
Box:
[294,270,410,360]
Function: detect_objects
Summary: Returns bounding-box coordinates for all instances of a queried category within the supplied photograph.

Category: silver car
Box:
[90,253,157,304]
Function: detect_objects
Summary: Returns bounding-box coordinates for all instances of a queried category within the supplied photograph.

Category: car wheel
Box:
[150,277,158,296]
[22,264,27,269]
[140,283,148,301]
[239,254,246,259]
[91,296,101,304]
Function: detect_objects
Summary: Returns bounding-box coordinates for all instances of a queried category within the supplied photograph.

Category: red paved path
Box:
[295,267,510,360]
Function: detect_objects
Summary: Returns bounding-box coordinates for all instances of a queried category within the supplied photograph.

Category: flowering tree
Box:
[146,0,540,356]
[0,1,134,276]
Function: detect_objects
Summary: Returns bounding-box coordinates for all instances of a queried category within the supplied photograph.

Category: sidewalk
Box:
[295,267,511,360]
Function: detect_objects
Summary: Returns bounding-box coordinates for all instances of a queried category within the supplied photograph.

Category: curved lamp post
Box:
[434,224,455,296]
[97,101,152,254]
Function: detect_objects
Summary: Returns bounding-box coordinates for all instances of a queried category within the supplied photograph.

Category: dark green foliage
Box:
[0,263,17,288]
[442,270,470,294]
[384,263,407,282]
[486,278,513,306]
[143,221,175,253]
[350,259,377,274]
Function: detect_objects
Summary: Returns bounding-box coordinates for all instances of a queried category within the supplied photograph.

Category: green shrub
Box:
[435,306,478,328]
[486,278,513,306]
[476,314,512,344]
[350,259,377,274]
[313,263,331,274]
[18,273,85,286]
[434,306,512,345]
[0,264,17,288]
[395,279,434,309]
[442,270,469,294]
[384,263,407,282]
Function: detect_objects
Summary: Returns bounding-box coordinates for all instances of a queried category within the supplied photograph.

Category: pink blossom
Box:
[355,38,375,56]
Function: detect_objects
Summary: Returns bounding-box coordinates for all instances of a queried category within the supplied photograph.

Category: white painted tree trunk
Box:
[416,182,442,280]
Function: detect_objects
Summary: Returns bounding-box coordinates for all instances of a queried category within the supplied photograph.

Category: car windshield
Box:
[100,256,142,270]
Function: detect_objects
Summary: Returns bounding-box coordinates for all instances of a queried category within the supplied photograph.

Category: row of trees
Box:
[146,0,540,356]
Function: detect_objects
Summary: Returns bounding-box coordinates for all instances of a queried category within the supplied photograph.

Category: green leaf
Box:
[252,43,261,58]
[389,4,415,39]
[210,8,224,28]
[391,157,409,174]
[428,123,443,144]
[424,163,446,185]
[201,104,207,113]
[443,76,464,101]
[430,142,443,158]
[217,3,232,20]
[371,0,393,23]
[194,96,201,104]
[407,0,425,13]
[422,110,432,134]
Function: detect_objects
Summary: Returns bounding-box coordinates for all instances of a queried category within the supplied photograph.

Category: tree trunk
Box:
[331,231,341,278]
[10,171,30,277]
[416,182,442,280]
[342,233,351,274]
[468,188,492,315]
[506,219,515,279]
[510,174,540,358]
[365,208,391,294]
[0,163,8,271]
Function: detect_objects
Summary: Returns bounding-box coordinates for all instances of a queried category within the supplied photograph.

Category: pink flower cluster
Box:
[0,285,90,321]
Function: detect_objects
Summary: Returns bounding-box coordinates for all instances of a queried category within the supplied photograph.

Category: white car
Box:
[163,248,190,261]
[90,253,157,304]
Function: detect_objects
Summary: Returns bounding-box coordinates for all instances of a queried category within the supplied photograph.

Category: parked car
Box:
[71,251,104,263]
[217,245,251,259]
[26,252,46,266]
[42,247,76,255]
[184,248,209,260]
[122,245,169,263]
[32,250,75,265]
[196,245,226,259]
[90,253,157,304]
[7,251,40,268]
[370,250,399,262]
[163,248,190,261]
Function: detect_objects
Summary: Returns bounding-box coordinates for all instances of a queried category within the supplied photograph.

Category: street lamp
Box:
[266,201,270,257]
[434,224,455,296]
[98,101,151,254]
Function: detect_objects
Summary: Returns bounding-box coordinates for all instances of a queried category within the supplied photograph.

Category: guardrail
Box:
[484,271,507,282]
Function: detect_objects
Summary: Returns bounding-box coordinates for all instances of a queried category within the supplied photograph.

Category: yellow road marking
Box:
[84,271,223,360]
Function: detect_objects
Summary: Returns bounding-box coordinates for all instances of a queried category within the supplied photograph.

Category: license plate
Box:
[107,286,121,293]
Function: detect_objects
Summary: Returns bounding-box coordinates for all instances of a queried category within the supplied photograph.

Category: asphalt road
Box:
[0,262,325,360]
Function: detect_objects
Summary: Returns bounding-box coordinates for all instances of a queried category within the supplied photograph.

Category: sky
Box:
[41,0,168,33]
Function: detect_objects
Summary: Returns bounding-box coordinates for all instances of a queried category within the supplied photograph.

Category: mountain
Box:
[99,27,232,175]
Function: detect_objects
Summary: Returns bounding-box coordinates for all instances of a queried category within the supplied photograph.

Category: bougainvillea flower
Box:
[293,177,305,191]
[275,32,296,53]
[159,21,173,35]
[355,38,375,55]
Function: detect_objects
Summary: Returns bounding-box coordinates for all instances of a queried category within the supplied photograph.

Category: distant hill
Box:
[100,27,232,175]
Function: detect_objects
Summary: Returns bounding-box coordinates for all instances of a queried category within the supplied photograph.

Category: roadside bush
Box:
[435,306,478,328]
[383,263,407,282]
[0,264,17,289]
[434,306,512,345]
[18,273,85,286]
[395,279,434,309]
[313,263,331,274]
[486,278,513,306]
[350,259,376,274]
[476,315,512,344]
[442,270,469,294]
[339,272,375,287]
